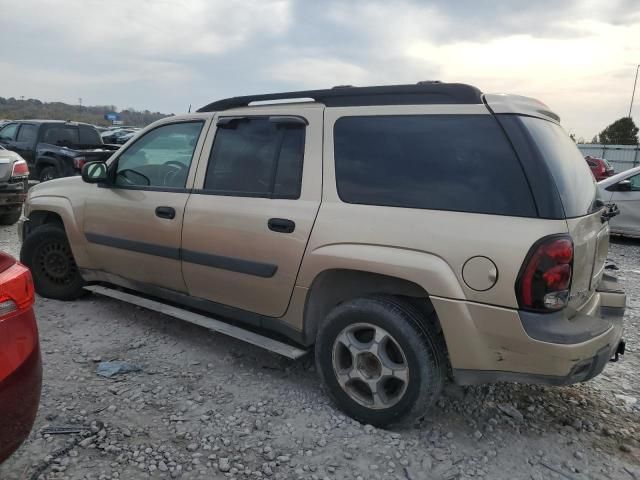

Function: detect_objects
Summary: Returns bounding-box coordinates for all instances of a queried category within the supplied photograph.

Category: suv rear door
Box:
[83,119,208,293]
[181,106,322,318]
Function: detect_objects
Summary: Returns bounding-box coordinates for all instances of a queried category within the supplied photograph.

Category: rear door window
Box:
[16,124,38,145]
[520,117,599,218]
[42,126,80,145]
[333,115,536,217]
[204,117,305,198]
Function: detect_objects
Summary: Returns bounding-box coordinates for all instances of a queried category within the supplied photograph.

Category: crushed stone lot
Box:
[1,224,639,480]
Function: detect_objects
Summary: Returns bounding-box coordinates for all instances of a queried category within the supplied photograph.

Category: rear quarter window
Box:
[333,115,537,217]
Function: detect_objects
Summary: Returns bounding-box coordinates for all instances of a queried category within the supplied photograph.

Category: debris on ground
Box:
[95,360,142,378]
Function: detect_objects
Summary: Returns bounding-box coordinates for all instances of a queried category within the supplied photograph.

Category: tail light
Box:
[73,156,87,170]
[516,235,573,311]
[0,254,37,383]
[10,159,29,178]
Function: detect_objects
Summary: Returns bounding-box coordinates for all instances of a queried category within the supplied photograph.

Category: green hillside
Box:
[0,97,172,127]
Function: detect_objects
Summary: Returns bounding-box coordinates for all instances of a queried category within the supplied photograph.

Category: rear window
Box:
[334,115,537,217]
[520,117,600,218]
[79,125,102,145]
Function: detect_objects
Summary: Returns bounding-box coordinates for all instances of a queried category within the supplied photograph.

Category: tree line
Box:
[0,96,171,127]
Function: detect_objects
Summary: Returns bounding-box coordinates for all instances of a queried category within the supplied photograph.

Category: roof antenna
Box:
[188,104,192,113]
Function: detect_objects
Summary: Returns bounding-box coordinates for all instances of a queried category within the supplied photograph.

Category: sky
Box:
[0,0,639,140]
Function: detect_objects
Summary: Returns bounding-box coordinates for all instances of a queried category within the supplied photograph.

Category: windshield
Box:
[521,116,601,218]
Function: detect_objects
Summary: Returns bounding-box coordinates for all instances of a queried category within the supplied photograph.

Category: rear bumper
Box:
[0,178,28,209]
[434,275,626,386]
[0,344,42,463]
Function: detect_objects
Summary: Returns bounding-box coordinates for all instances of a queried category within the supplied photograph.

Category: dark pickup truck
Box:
[0,120,120,182]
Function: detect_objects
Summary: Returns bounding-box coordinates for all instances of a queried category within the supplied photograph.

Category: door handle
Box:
[155,206,176,219]
[268,218,295,233]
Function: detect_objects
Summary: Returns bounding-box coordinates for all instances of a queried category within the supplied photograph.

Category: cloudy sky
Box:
[1,0,639,139]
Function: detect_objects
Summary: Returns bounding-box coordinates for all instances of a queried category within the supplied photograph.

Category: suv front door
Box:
[83,119,208,292]
[181,108,322,318]
[609,173,640,235]
[14,123,38,166]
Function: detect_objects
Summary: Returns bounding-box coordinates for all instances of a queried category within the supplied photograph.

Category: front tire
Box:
[0,208,22,226]
[20,224,85,300]
[315,296,446,428]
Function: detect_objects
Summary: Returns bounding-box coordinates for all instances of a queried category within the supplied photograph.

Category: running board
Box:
[84,285,308,360]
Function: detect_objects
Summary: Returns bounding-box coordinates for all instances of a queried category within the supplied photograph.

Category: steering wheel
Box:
[162,161,188,186]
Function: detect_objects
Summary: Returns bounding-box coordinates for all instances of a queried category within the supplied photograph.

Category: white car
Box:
[598,165,640,237]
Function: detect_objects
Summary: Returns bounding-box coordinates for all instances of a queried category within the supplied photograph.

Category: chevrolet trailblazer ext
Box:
[19,83,626,427]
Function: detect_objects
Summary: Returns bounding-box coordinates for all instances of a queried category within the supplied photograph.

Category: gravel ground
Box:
[0,223,639,480]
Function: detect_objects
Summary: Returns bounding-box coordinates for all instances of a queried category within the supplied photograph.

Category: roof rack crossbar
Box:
[197,83,483,112]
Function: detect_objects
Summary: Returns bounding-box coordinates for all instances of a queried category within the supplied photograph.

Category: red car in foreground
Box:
[585,155,615,181]
[0,252,41,463]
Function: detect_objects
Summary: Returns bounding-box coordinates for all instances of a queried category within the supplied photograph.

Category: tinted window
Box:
[628,173,640,191]
[334,115,536,217]
[78,125,101,145]
[521,117,599,218]
[115,121,203,188]
[0,123,19,141]
[17,124,38,143]
[42,126,79,145]
[204,117,305,198]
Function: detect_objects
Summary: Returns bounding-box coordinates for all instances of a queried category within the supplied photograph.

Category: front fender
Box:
[25,195,91,268]
[298,243,466,300]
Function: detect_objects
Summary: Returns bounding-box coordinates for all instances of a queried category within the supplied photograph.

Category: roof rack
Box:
[197,82,483,112]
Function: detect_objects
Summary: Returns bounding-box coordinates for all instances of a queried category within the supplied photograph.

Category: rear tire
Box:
[39,166,59,182]
[315,296,446,428]
[20,224,85,300]
[0,208,21,226]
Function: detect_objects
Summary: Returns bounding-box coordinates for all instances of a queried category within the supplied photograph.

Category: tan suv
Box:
[19,83,626,427]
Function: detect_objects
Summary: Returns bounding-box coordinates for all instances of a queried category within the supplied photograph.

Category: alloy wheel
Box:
[331,322,409,409]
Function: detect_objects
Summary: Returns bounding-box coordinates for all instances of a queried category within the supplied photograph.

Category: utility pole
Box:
[79,97,82,113]
[629,64,640,118]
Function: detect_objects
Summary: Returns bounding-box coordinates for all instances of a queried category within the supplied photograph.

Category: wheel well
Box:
[35,159,57,176]
[28,210,64,230]
[302,269,442,345]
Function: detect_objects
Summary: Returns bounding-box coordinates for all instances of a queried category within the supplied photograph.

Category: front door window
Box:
[114,121,204,188]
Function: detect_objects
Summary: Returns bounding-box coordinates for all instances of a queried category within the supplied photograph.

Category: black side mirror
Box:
[82,161,108,184]
[616,179,632,191]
